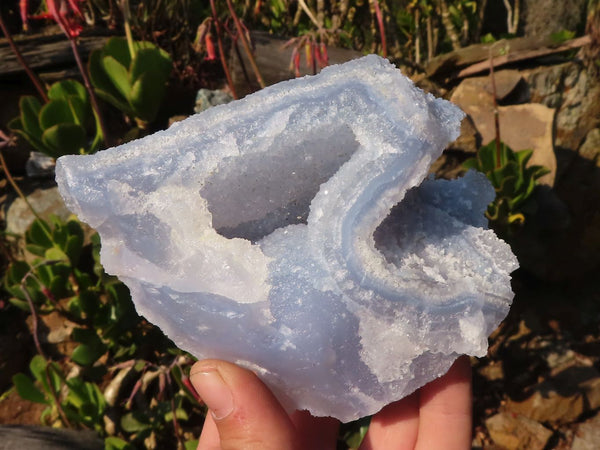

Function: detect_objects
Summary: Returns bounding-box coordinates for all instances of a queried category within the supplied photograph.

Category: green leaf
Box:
[9,124,48,154]
[64,235,83,265]
[105,437,135,450]
[41,123,86,157]
[103,37,133,68]
[12,373,49,404]
[130,47,171,84]
[128,47,171,122]
[44,246,69,262]
[550,29,575,44]
[5,260,31,285]
[89,49,123,100]
[514,149,533,168]
[19,96,43,139]
[47,80,87,101]
[120,411,152,433]
[94,88,134,116]
[102,55,132,101]
[9,297,30,311]
[29,355,49,384]
[71,328,107,366]
[129,74,164,123]
[40,99,76,129]
[478,141,497,172]
[164,407,189,422]
[462,157,479,171]
[184,441,199,450]
[36,264,55,287]
[67,96,91,127]
[70,290,100,318]
[7,116,23,132]
[26,219,53,248]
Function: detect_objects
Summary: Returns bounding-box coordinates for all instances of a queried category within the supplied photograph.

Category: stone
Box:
[578,128,600,164]
[572,413,600,450]
[451,71,523,104]
[446,114,481,154]
[486,412,553,450]
[451,79,557,186]
[521,0,587,38]
[194,88,233,113]
[26,151,55,178]
[55,56,518,421]
[5,185,71,236]
[524,62,600,152]
[504,368,589,424]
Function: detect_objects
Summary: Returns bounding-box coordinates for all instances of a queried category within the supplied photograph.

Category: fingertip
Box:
[191,360,298,450]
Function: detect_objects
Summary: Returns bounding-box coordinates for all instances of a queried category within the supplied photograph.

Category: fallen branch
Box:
[457,35,592,79]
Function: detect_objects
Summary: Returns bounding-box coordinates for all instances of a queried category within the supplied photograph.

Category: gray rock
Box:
[5,186,71,236]
[578,128,600,164]
[26,151,55,178]
[521,0,587,37]
[524,62,600,151]
[194,88,234,113]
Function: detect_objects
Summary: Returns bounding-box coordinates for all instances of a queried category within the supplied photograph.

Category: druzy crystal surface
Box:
[56,55,518,422]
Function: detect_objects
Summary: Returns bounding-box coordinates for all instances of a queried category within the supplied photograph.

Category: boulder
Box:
[572,413,600,450]
[506,389,585,424]
[451,78,557,185]
[521,0,588,38]
[4,185,71,236]
[578,128,600,163]
[486,412,553,450]
[523,62,600,152]
[504,365,600,425]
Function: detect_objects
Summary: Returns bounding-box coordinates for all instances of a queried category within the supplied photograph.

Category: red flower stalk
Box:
[205,33,217,61]
[32,0,84,38]
[182,376,203,403]
[292,47,301,77]
[20,0,29,31]
[305,42,313,70]
[371,0,387,57]
[319,42,329,66]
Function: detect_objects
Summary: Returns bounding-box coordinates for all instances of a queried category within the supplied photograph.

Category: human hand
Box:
[189,356,472,450]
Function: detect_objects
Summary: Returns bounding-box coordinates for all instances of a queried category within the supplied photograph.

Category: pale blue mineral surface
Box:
[56,55,518,422]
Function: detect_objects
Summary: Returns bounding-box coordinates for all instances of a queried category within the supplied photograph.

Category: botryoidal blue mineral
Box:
[56,55,518,422]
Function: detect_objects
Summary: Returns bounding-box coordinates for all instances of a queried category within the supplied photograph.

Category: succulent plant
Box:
[464,140,550,226]
[88,37,172,128]
[8,80,99,158]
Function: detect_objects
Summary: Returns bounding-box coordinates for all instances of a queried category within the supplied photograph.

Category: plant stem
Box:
[0,150,42,221]
[372,0,387,58]
[68,37,110,147]
[209,0,238,99]
[437,0,461,50]
[0,12,48,102]
[297,0,321,29]
[45,365,72,427]
[120,0,136,58]
[489,47,502,168]
[22,279,46,359]
[225,0,265,89]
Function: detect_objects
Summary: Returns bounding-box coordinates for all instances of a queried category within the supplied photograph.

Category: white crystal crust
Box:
[56,55,518,422]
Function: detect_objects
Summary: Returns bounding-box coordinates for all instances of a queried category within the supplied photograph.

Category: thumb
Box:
[190,359,299,450]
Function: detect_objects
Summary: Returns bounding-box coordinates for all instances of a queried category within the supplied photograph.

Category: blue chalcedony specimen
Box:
[56,55,518,422]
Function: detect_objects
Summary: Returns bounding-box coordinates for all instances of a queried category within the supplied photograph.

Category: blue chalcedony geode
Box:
[56,55,518,422]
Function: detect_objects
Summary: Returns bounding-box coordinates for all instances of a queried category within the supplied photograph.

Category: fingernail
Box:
[190,369,234,420]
